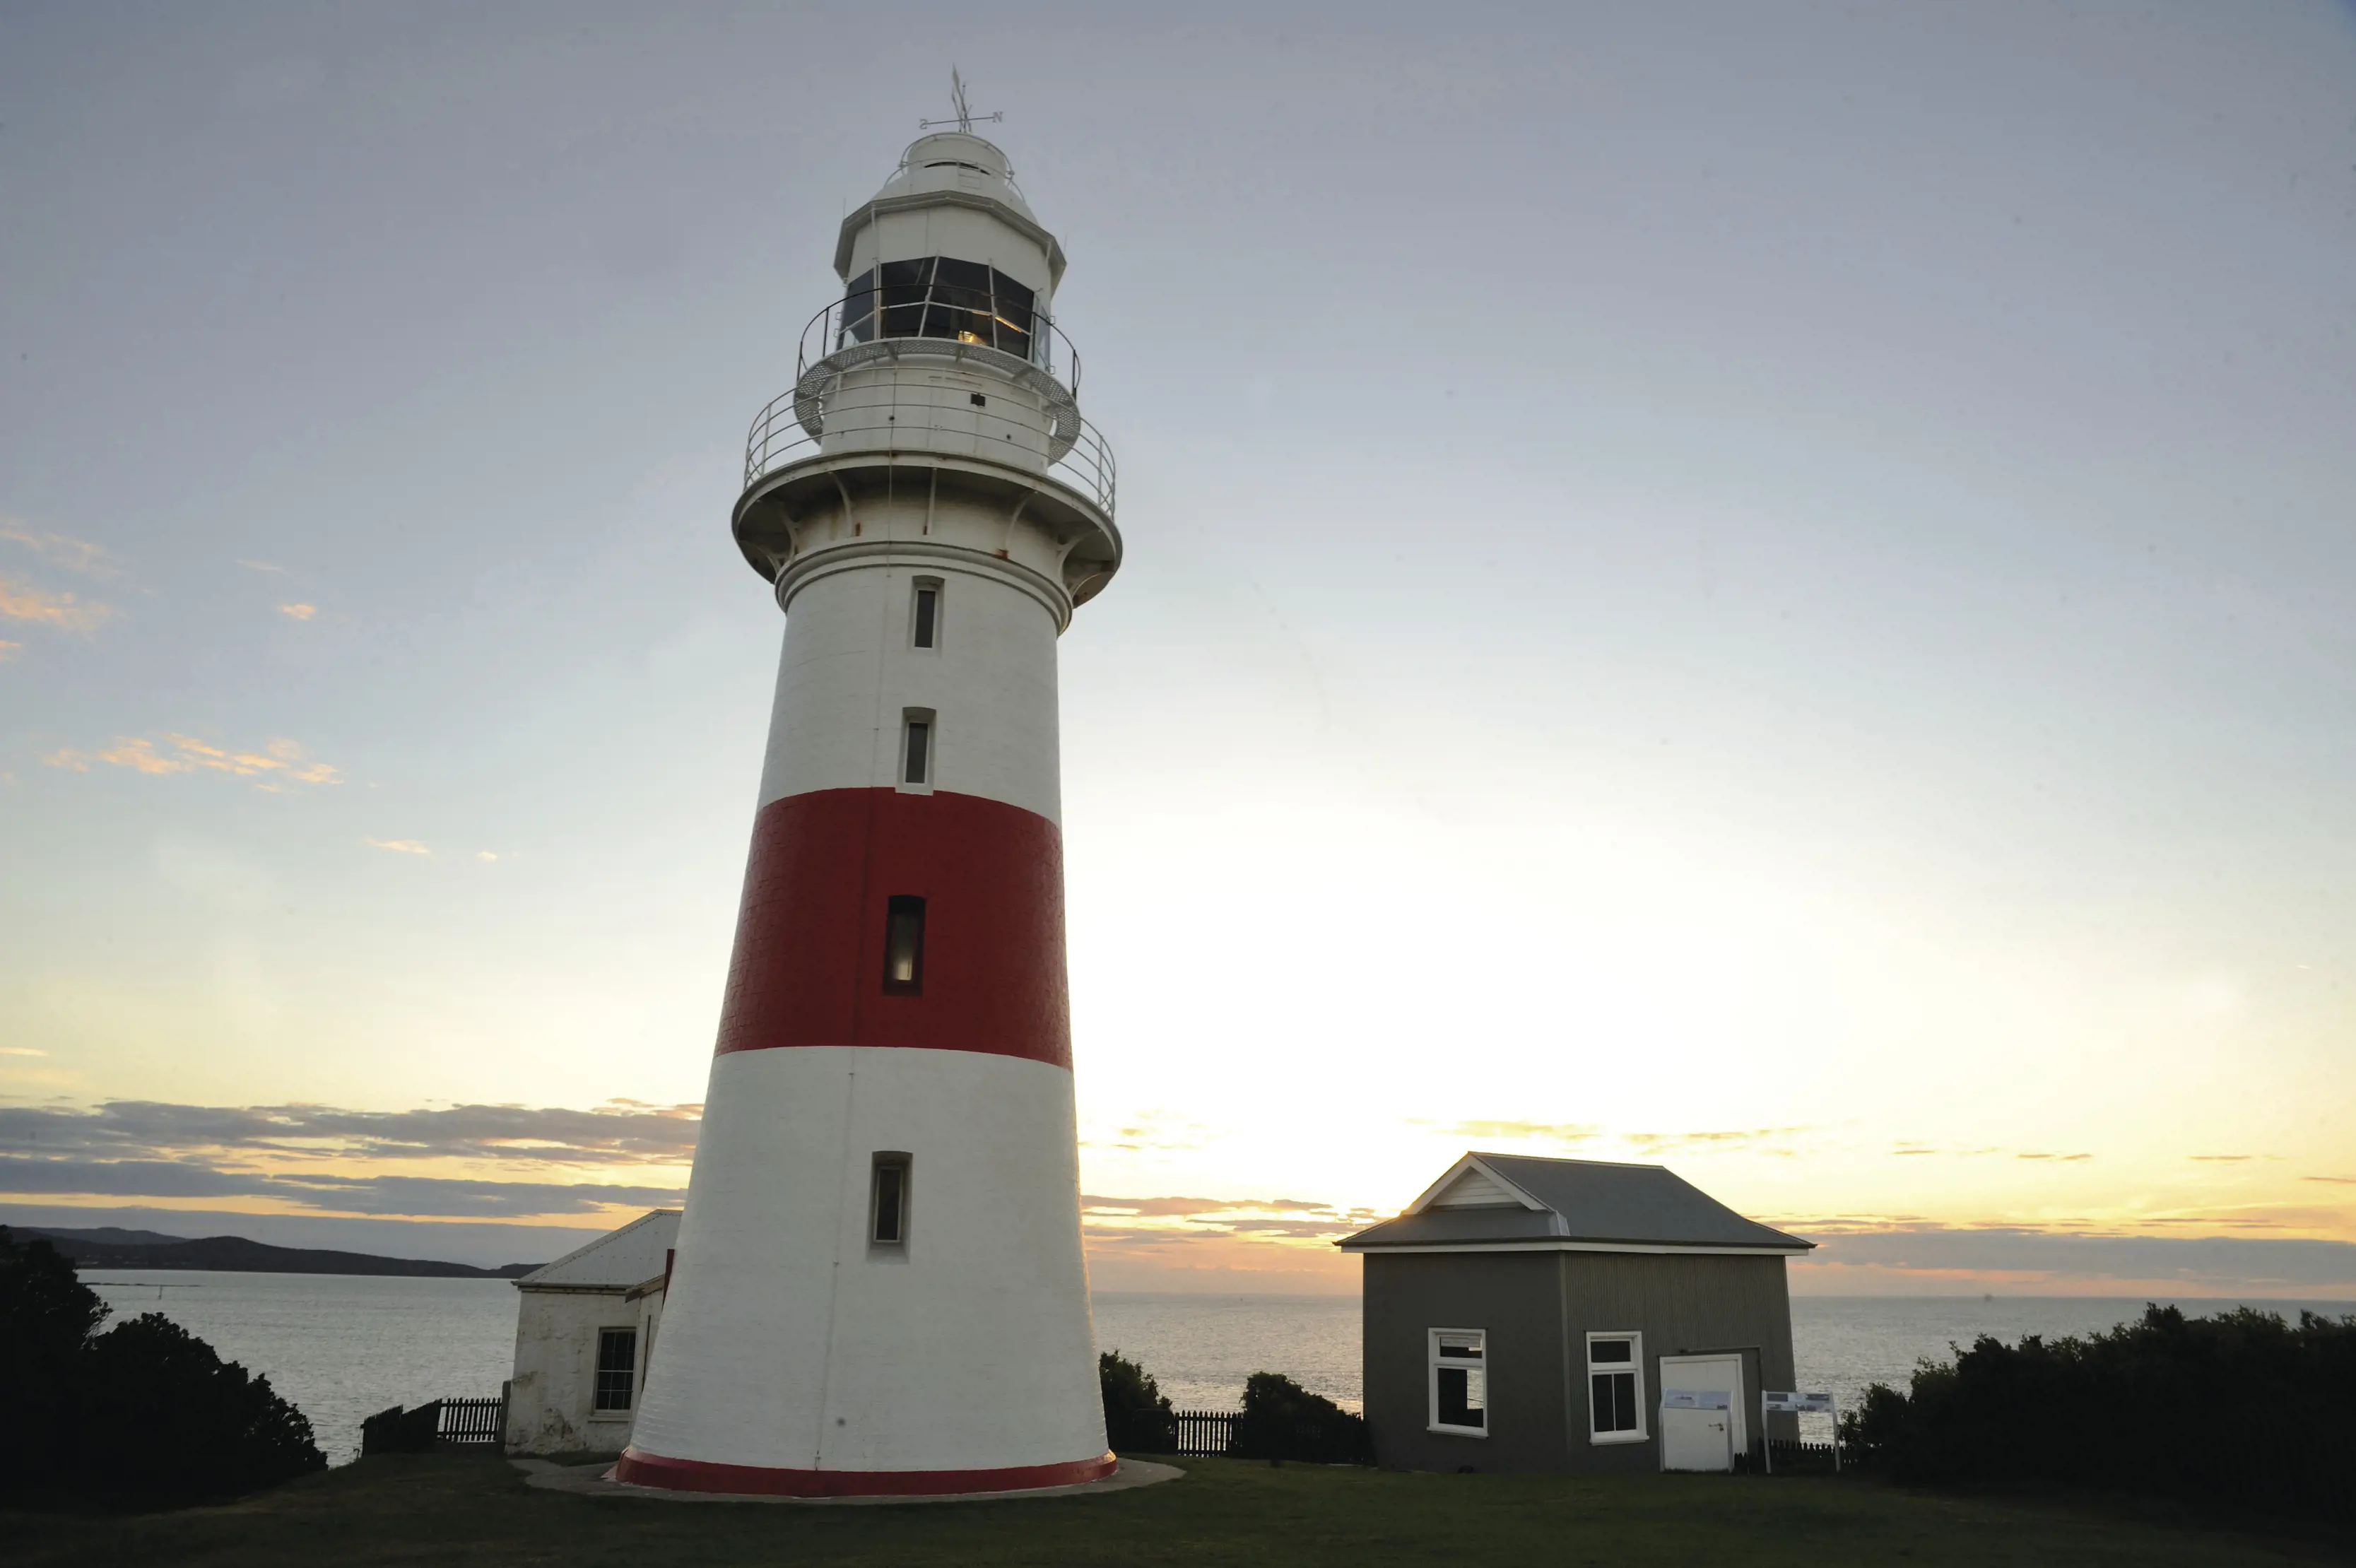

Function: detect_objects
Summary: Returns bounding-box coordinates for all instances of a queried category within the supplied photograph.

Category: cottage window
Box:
[594,1327,637,1413]
[1588,1332,1645,1442]
[1427,1328,1488,1435]
[883,895,926,995]
[871,1153,912,1246]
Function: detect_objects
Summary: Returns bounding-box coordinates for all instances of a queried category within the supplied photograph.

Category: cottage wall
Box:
[1558,1251,1798,1473]
[1362,1250,1798,1475]
[1362,1251,1571,1474]
[506,1287,642,1456]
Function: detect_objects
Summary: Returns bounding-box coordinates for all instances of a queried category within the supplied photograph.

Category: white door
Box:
[1659,1404,1733,1472]
[1658,1354,1746,1472]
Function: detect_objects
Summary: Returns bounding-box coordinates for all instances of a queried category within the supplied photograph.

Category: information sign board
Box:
[1660,1389,1731,1410]
[1762,1391,1835,1414]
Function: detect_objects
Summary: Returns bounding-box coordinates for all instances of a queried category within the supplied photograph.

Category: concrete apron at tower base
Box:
[623,1046,1107,1486]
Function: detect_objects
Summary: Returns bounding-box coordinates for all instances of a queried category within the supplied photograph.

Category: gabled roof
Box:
[515,1209,682,1290]
[1337,1153,1811,1255]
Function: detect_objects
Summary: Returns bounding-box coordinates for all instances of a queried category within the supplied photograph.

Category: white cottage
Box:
[505,1209,679,1455]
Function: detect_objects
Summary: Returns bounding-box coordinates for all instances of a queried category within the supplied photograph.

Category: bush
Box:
[0,1227,326,1505]
[1099,1350,1176,1454]
[1841,1303,2356,1522]
[1230,1371,1372,1465]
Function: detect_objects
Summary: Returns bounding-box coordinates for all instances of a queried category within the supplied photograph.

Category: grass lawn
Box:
[1,1452,2344,1567]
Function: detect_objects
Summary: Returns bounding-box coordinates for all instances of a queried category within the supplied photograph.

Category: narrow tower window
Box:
[882,895,926,995]
[871,1154,911,1246]
[912,582,940,649]
[902,716,931,784]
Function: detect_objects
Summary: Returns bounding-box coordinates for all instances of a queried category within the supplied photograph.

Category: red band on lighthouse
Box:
[713,786,1072,1068]
[613,1446,1117,1497]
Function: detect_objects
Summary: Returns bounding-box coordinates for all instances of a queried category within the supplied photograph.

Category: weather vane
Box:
[919,67,1002,134]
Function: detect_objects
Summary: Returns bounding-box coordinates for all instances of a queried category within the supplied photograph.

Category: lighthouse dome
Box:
[834,129,1065,290]
[876,131,1037,223]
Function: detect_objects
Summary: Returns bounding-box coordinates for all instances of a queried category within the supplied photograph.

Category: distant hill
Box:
[13,1224,190,1248]
[2,1225,542,1279]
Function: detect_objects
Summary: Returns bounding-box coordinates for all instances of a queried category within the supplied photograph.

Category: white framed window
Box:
[593,1326,637,1413]
[909,578,943,651]
[1427,1328,1488,1436]
[1588,1331,1646,1443]
[899,707,936,791]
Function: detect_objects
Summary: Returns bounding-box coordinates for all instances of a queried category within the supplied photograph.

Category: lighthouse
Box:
[616,116,1121,1496]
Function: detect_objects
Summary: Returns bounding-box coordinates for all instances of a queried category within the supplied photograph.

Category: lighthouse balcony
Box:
[742,296,1115,523]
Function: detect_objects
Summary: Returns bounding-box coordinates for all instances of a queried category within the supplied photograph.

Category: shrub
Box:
[1230,1371,1372,1465]
[1099,1350,1176,1454]
[1841,1303,2356,1522]
[0,1226,326,1505]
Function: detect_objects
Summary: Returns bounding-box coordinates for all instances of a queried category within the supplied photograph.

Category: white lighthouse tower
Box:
[615,114,1121,1497]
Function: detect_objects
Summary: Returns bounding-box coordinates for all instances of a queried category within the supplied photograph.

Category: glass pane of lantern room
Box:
[842,269,876,345]
[879,257,931,338]
[929,257,992,343]
[991,271,1035,358]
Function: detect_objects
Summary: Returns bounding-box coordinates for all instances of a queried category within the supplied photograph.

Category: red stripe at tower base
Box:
[613,1446,1117,1497]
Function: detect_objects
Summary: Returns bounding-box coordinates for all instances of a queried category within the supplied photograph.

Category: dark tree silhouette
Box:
[1098,1349,1176,1453]
[1843,1303,2356,1522]
[0,1226,326,1506]
[1230,1371,1371,1464]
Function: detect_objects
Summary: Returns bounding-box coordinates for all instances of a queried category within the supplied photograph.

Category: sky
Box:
[4,1,2355,1297]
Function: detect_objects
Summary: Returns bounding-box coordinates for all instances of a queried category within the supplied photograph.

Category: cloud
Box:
[0,1098,702,1221]
[43,733,341,787]
[0,574,112,632]
[1076,1192,1386,1252]
[476,850,499,862]
[0,1157,684,1218]
[278,603,317,621]
[2016,1152,2094,1162]
[0,640,18,661]
[2305,1176,2356,1186]
[1444,1120,1601,1144]
[1622,1127,1813,1154]
[2191,1155,2254,1163]
[1078,1109,1214,1154]
[1435,1121,1812,1155]
[1,517,116,579]
[237,560,286,574]
[0,1048,47,1058]
[1793,1224,2356,1294]
[366,837,432,856]
[0,1099,705,1167]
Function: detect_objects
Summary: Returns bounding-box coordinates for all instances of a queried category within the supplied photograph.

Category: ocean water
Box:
[83,1272,519,1464]
[81,1272,2352,1463]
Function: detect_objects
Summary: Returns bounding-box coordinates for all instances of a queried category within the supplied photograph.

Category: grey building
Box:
[1338,1153,1813,1474]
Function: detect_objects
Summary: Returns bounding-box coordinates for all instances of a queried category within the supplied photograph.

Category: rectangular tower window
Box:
[912,582,940,649]
[593,1327,637,1412]
[902,717,931,784]
[883,895,926,995]
[871,1153,911,1246]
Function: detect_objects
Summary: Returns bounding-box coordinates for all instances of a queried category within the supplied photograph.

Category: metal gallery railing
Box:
[742,377,1117,520]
